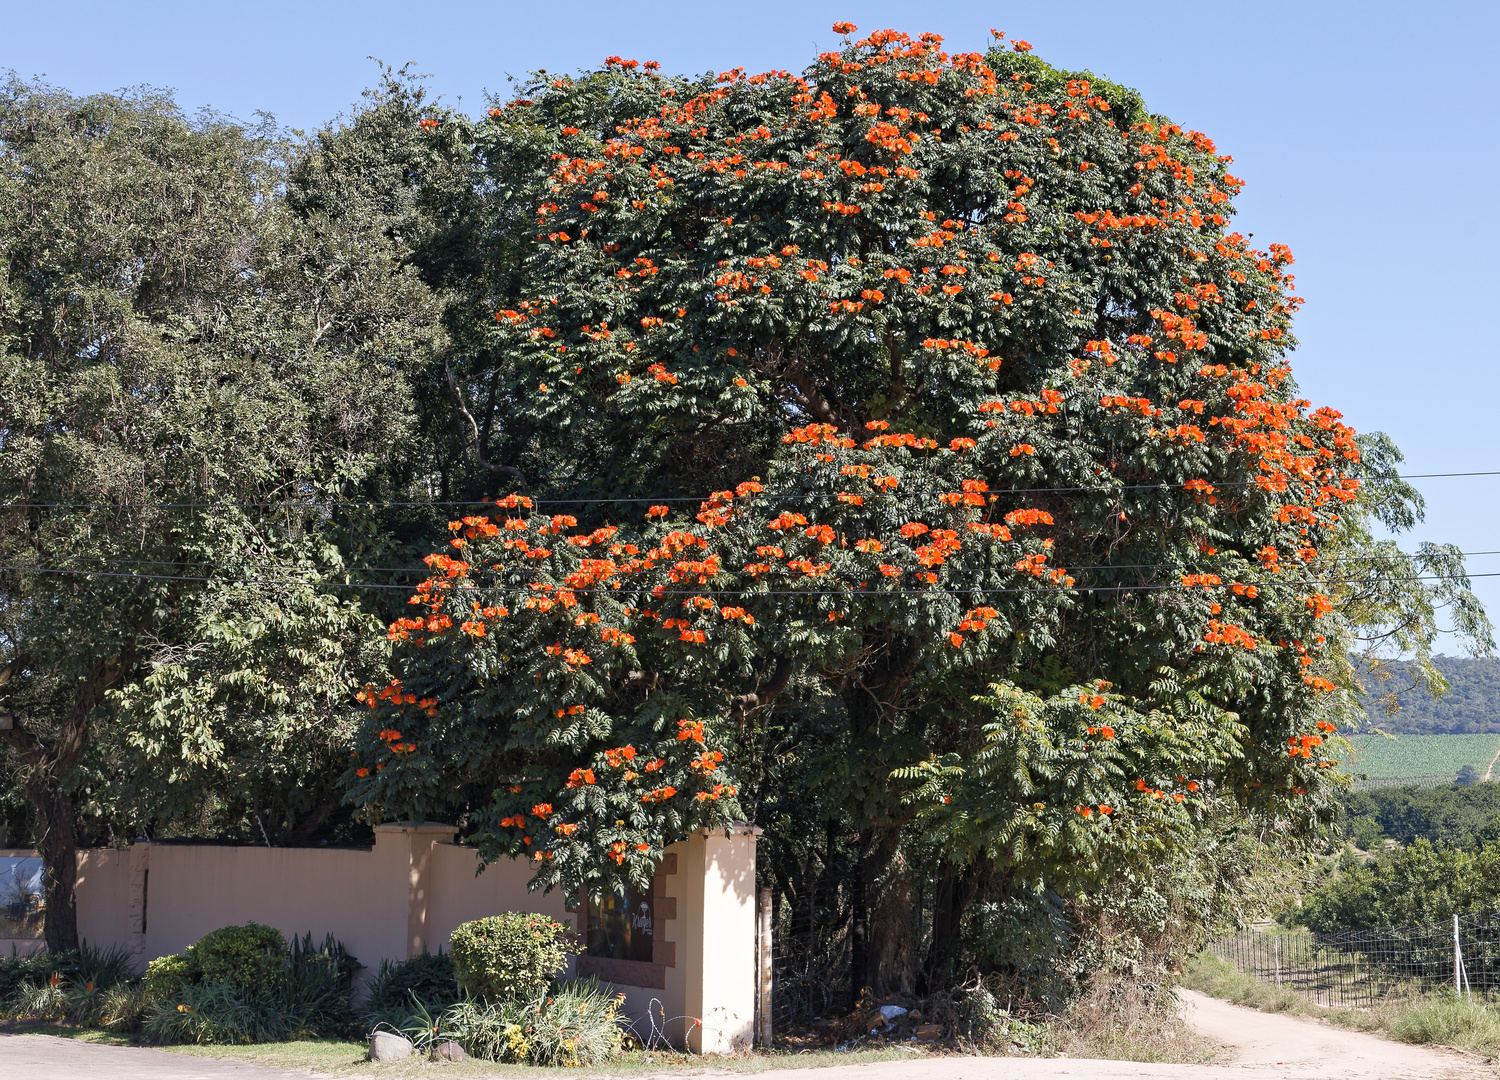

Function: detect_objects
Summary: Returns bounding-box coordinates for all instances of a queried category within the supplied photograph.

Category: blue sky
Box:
[5,0,1498,638]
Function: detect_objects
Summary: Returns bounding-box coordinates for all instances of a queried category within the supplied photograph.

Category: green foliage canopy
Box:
[0,73,445,949]
[349,27,1488,1000]
[1300,837,1500,932]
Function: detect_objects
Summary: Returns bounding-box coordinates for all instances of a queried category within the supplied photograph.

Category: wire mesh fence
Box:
[1213,914,1500,1007]
[769,921,852,1027]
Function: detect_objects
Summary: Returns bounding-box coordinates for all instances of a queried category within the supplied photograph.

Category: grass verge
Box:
[0,1023,922,1076]
[1183,951,1500,1058]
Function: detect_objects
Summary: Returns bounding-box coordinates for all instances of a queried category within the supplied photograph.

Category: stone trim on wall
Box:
[577,849,678,990]
[577,954,666,989]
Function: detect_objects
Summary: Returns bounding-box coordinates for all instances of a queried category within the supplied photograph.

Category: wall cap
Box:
[700,822,763,837]
[374,822,461,836]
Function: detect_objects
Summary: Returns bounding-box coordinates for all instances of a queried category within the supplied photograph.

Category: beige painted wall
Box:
[134,837,410,968]
[679,829,758,1053]
[46,823,758,1051]
[75,848,134,951]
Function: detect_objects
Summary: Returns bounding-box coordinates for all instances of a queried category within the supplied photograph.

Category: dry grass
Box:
[1049,969,1218,1064]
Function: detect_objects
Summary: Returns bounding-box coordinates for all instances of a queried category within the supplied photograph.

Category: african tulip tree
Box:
[355,26,1488,992]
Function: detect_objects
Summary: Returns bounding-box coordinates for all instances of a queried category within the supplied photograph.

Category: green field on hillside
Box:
[1345,733,1500,782]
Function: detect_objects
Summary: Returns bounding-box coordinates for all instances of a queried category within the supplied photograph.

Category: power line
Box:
[3,468,1498,510]
[3,563,1495,599]
[33,548,1500,579]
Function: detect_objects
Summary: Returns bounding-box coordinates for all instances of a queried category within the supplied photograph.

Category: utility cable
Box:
[3,468,1498,510]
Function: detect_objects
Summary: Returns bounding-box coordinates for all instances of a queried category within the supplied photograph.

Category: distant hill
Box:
[1359,655,1500,734]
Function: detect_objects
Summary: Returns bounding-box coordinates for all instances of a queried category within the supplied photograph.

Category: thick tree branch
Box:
[445,359,529,493]
[732,656,795,725]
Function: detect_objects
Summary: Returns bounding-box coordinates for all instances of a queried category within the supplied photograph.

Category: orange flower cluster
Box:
[1287,734,1323,758]
[1203,621,1257,649]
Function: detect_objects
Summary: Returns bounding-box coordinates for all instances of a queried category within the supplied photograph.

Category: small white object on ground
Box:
[879,1005,908,1020]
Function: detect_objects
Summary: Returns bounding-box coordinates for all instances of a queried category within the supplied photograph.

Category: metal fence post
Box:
[753,897,762,1043]
[1454,914,1463,998]
[1275,935,1281,987]
[758,887,773,1047]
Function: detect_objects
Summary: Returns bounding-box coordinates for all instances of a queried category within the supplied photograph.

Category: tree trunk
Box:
[36,785,79,954]
[849,828,870,998]
[3,656,125,956]
[870,848,914,999]
[925,858,986,991]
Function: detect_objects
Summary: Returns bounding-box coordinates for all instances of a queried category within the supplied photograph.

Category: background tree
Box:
[354,26,1491,996]
[0,74,443,950]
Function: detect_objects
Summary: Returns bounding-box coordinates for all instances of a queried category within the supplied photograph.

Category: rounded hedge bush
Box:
[449,913,578,1002]
[188,923,286,993]
[143,952,197,995]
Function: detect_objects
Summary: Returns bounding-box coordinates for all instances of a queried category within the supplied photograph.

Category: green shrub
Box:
[99,980,161,1032]
[12,978,69,1020]
[0,950,65,1002]
[290,932,359,987]
[449,913,579,1003]
[138,929,359,1044]
[64,977,107,1024]
[522,980,627,1066]
[1,941,134,1020]
[436,980,625,1065]
[144,980,258,1044]
[145,953,197,995]
[361,950,460,1029]
[188,923,286,993]
[144,973,343,1046]
[272,934,360,1037]
[415,996,526,1060]
[73,941,136,992]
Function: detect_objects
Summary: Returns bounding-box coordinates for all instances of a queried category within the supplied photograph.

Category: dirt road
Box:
[1175,988,1492,1078]
[2,993,1494,1079]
